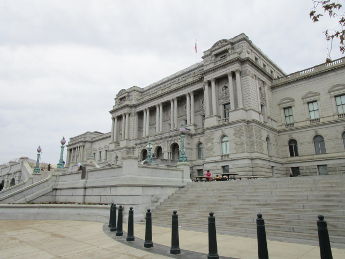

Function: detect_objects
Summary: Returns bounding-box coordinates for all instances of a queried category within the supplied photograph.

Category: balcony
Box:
[285,123,294,128]
[338,113,345,119]
[221,154,230,160]
[310,118,320,124]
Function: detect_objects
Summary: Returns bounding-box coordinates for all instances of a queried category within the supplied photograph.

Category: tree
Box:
[310,0,345,59]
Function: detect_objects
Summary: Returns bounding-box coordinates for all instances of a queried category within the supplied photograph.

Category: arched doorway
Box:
[0,180,4,191]
[141,149,148,161]
[170,143,179,161]
[155,146,163,159]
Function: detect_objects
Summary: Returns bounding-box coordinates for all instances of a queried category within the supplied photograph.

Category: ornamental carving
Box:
[211,39,229,49]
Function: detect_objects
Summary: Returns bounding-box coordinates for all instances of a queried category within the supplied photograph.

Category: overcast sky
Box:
[0,0,343,164]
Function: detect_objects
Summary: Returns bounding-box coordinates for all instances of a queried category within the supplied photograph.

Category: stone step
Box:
[152,176,345,245]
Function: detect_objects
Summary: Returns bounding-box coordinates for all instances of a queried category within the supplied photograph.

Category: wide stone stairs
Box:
[152,175,345,247]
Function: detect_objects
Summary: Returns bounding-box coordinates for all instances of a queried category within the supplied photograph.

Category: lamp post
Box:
[57,137,66,168]
[33,146,42,173]
[146,142,153,164]
[178,127,189,162]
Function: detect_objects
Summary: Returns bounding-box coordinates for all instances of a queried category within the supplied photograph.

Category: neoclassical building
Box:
[66,33,345,177]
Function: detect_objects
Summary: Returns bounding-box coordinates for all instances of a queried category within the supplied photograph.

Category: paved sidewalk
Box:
[0,220,344,259]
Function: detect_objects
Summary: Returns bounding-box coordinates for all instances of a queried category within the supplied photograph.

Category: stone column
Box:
[134,112,138,139]
[211,79,217,116]
[159,103,163,132]
[170,100,174,130]
[235,70,243,108]
[114,116,118,142]
[204,82,210,117]
[121,114,126,140]
[255,76,261,112]
[125,113,129,139]
[81,146,84,162]
[143,110,146,137]
[190,91,195,125]
[227,72,235,110]
[146,108,150,136]
[155,105,159,133]
[174,98,178,128]
[111,117,115,142]
[186,93,191,125]
[65,149,70,166]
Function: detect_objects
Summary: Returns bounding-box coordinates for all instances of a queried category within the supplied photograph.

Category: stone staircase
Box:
[152,175,345,247]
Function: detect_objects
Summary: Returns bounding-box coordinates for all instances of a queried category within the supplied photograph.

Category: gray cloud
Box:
[0,0,343,163]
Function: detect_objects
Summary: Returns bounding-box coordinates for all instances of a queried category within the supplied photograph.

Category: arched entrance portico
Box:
[155,146,163,159]
[170,143,179,161]
[140,149,148,161]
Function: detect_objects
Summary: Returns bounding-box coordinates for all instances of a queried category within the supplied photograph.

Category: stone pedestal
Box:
[204,116,219,128]
[177,162,192,183]
[120,140,130,148]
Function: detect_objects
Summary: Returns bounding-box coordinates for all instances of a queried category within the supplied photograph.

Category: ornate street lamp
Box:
[146,142,153,164]
[178,127,189,162]
[57,137,66,168]
[33,146,42,173]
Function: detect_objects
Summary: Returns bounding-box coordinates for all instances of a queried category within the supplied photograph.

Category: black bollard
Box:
[109,203,117,232]
[208,212,219,259]
[108,203,113,227]
[144,209,153,248]
[256,213,269,259]
[116,205,123,236]
[170,210,180,254]
[126,207,135,241]
[317,215,333,259]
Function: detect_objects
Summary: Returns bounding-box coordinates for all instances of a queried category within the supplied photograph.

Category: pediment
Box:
[302,91,320,100]
[211,39,229,49]
[328,84,345,94]
[278,97,295,105]
[118,89,127,96]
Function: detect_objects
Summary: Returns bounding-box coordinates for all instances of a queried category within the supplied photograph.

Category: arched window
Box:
[314,135,326,154]
[221,136,230,155]
[288,139,299,157]
[197,142,204,160]
[266,137,271,156]
[342,132,345,149]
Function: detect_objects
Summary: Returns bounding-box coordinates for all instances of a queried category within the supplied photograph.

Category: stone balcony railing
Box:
[273,57,345,86]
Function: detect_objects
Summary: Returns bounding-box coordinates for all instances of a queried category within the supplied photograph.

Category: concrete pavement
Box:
[0,220,345,259]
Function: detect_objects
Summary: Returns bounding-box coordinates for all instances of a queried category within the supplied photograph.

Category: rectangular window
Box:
[335,94,345,114]
[290,167,300,177]
[317,165,328,175]
[222,165,229,174]
[99,151,102,161]
[308,101,319,119]
[93,153,96,160]
[223,103,230,120]
[283,107,294,124]
[197,169,203,176]
[105,150,108,160]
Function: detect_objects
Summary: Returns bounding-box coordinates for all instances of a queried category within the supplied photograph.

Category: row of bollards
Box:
[108,204,333,259]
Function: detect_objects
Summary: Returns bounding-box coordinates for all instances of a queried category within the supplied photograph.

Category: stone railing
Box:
[273,57,345,86]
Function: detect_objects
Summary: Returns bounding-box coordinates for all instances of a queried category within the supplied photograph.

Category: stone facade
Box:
[66,33,345,178]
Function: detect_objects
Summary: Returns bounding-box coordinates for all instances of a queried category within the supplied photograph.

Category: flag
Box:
[194,41,198,53]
